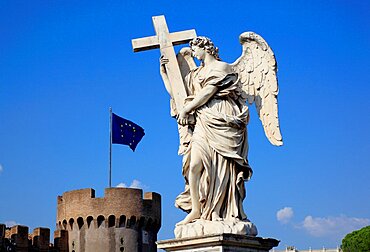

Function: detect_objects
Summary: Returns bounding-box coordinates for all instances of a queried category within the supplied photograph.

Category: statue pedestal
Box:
[157,234,279,252]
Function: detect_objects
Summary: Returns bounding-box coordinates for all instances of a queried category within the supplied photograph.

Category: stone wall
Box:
[0,224,52,252]
[272,248,341,252]
[55,187,161,252]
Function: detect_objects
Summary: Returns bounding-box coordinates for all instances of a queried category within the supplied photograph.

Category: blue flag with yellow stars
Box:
[111,113,145,151]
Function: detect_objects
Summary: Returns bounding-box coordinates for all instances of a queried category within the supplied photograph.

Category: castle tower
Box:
[55,188,161,252]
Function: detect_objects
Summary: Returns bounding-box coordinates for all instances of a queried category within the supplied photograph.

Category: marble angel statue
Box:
[159,32,282,237]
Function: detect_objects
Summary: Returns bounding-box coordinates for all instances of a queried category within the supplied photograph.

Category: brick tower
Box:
[54,188,161,252]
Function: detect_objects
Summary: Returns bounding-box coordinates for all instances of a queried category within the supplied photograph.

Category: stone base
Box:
[174,219,258,239]
[157,233,279,252]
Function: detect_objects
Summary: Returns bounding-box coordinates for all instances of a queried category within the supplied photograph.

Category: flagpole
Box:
[109,107,112,188]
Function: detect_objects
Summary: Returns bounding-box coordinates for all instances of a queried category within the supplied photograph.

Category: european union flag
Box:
[111,113,145,151]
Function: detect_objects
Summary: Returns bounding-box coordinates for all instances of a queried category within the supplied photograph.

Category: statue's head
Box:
[190,36,220,61]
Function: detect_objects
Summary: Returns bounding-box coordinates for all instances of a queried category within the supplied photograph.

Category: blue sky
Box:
[1,0,369,250]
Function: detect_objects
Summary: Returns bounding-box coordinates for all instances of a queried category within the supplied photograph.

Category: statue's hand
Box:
[160,55,169,74]
[179,47,192,57]
[177,110,189,126]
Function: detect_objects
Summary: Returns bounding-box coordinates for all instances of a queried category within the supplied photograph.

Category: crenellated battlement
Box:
[0,224,51,252]
[56,188,161,233]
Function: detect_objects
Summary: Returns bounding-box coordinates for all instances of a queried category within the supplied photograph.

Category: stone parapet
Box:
[0,224,5,247]
[54,230,68,252]
[10,225,29,251]
[157,234,279,252]
[0,224,51,251]
[33,227,50,251]
[56,188,161,232]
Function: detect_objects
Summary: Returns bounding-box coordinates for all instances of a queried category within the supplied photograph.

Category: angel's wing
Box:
[231,32,283,146]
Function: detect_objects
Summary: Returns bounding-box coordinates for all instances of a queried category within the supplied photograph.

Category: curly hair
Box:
[189,36,221,61]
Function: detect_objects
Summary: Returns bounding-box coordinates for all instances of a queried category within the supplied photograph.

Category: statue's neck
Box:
[203,53,217,66]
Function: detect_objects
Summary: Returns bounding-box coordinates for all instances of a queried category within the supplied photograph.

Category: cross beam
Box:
[132,15,197,111]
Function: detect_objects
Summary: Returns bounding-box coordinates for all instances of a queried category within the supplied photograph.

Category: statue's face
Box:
[191,45,206,61]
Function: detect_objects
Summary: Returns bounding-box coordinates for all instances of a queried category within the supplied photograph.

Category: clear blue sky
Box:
[1,0,369,250]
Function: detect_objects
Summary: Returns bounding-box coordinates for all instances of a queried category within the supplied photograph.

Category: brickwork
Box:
[0,224,5,248]
[32,228,50,252]
[10,225,29,251]
[0,187,161,252]
[54,230,68,252]
[57,188,161,228]
[0,224,53,251]
[55,187,161,252]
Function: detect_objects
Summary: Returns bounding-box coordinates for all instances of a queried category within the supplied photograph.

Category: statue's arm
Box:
[184,85,217,113]
[177,85,217,125]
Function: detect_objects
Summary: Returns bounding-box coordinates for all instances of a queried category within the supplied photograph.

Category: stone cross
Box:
[131,15,197,111]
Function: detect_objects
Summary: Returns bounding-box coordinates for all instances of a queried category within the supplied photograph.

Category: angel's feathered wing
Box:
[231,32,283,146]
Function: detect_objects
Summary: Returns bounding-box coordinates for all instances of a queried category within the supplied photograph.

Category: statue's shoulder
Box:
[212,60,232,72]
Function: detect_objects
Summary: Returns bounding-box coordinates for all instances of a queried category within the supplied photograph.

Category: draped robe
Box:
[175,63,253,221]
